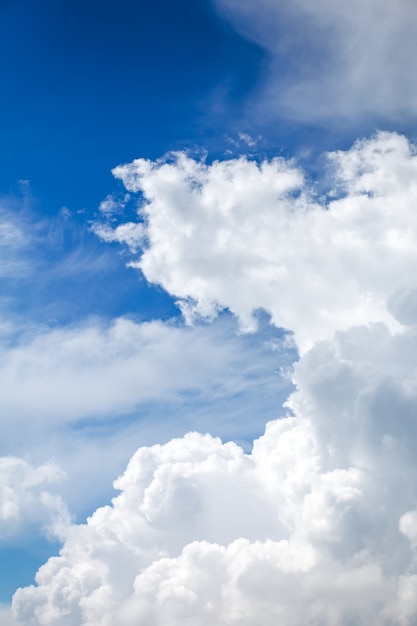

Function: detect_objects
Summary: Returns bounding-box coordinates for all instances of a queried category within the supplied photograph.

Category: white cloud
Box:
[12,132,417,623]
[212,0,417,122]
[0,604,19,626]
[0,316,288,429]
[96,132,417,352]
[92,221,145,252]
[0,458,69,541]
[16,131,411,624]
[12,318,417,624]
[0,207,31,280]
[0,313,292,517]
[98,193,130,216]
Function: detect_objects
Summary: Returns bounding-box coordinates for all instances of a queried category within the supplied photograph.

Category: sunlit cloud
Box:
[14,132,417,624]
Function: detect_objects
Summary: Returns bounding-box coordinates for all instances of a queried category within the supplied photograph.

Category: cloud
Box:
[212,0,417,122]
[95,131,417,352]
[0,458,69,542]
[98,193,130,217]
[0,184,293,517]
[13,132,417,623]
[0,604,19,626]
[0,206,31,281]
[12,318,417,624]
[0,316,290,430]
[0,313,293,518]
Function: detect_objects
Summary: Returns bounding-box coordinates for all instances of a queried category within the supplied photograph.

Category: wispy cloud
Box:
[13,319,417,623]
[0,604,19,626]
[0,208,31,280]
[0,316,290,430]
[213,0,417,123]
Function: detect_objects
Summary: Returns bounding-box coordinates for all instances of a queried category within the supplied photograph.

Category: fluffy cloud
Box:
[13,132,417,623]
[96,131,417,352]
[212,0,417,122]
[12,318,417,624]
[0,458,69,541]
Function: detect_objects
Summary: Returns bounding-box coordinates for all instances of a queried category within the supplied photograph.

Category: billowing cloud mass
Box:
[212,0,417,121]
[12,132,417,624]
[96,132,416,352]
[12,321,417,624]
[0,315,290,443]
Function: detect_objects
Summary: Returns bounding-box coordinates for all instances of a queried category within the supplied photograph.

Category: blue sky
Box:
[0,0,262,211]
[4,1,417,624]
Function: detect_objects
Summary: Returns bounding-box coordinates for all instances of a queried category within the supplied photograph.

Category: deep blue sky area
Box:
[0,0,264,214]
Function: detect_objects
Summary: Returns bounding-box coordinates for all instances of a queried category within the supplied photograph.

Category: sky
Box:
[3,0,417,624]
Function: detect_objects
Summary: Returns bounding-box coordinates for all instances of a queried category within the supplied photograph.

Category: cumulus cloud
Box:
[212,0,417,122]
[12,317,417,624]
[13,131,417,623]
[95,131,417,352]
[0,313,292,517]
[0,458,69,541]
[98,193,130,217]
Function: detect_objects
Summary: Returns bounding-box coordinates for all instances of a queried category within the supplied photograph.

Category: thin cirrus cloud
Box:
[211,0,417,123]
[12,131,417,624]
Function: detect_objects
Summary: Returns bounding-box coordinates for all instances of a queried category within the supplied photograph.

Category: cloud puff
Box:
[12,319,417,624]
[212,0,417,122]
[0,458,69,541]
[96,131,417,352]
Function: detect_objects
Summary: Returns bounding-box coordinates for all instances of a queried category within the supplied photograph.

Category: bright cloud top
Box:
[213,0,417,121]
[96,132,417,352]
